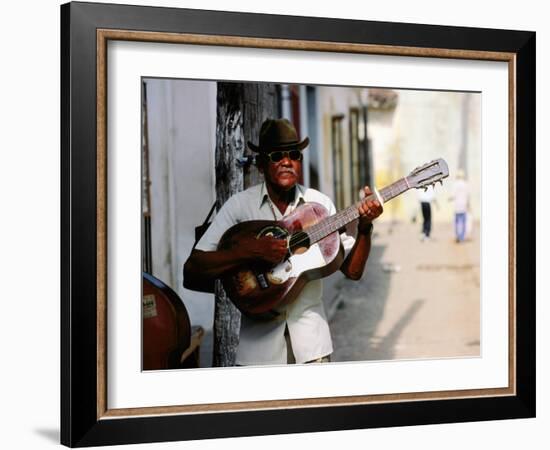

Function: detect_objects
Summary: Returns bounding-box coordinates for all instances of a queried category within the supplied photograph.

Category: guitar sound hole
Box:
[289,231,310,255]
[257,225,289,240]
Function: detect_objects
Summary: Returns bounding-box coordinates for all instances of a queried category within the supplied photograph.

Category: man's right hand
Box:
[238,235,288,265]
[184,236,288,293]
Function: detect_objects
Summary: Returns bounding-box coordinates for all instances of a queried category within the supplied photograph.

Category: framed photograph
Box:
[61,1,535,447]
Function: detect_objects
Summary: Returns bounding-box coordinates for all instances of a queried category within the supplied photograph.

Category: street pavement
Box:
[324,219,480,362]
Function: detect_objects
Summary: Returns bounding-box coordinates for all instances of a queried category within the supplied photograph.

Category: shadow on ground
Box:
[327,238,408,362]
[34,428,59,444]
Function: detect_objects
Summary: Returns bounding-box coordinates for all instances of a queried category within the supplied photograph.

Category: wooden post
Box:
[242,83,280,187]
[212,82,279,367]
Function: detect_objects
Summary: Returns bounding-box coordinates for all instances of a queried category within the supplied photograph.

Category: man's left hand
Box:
[357,186,383,233]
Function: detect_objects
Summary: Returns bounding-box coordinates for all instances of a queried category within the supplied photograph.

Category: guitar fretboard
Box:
[305,176,412,245]
[379,177,411,203]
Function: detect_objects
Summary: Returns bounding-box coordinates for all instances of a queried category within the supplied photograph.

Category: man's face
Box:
[261,150,302,191]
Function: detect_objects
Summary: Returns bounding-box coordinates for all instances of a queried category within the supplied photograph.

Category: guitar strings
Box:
[290,208,356,243]
[287,206,359,248]
[285,176,442,249]
[285,179,410,249]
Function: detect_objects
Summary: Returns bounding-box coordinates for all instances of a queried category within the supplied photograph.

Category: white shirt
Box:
[452,179,470,213]
[417,185,435,203]
[195,183,356,365]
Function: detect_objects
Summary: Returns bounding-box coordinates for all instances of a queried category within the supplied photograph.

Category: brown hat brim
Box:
[248,137,310,153]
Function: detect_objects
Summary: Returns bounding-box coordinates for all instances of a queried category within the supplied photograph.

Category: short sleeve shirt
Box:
[195,183,356,365]
[452,179,469,214]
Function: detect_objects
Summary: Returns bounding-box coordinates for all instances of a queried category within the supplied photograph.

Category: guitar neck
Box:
[378,176,413,203]
[306,176,413,245]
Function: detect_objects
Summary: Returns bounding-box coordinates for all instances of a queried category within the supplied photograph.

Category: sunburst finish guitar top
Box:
[218,202,343,320]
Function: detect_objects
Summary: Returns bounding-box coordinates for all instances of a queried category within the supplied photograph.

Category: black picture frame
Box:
[61,1,535,447]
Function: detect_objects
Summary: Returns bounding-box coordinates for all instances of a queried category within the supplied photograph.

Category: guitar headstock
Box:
[407,158,449,190]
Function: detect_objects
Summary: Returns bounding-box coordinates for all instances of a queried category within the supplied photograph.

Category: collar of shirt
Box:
[258,182,306,217]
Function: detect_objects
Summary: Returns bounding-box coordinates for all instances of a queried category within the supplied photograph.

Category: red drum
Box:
[142,273,200,370]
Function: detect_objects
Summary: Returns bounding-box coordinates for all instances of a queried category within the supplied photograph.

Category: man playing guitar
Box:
[184,118,383,365]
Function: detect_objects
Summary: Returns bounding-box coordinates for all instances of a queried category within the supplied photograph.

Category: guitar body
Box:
[218,202,344,320]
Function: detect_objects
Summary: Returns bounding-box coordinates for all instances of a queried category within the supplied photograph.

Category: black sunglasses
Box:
[265,149,303,163]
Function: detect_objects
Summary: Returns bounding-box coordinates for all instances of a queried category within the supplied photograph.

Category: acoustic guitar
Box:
[217,158,449,320]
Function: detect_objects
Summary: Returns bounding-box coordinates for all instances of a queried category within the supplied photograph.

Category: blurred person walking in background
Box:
[417,185,436,242]
[450,169,470,243]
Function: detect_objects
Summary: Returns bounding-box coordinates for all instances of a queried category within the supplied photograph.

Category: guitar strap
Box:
[192,201,218,250]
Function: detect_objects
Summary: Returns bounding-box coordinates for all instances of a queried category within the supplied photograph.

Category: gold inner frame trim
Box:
[96,28,517,420]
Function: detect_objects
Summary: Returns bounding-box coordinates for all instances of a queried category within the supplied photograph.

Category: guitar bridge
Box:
[256,273,269,290]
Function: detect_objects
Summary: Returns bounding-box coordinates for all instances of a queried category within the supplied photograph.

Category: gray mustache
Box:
[277,169,296,175]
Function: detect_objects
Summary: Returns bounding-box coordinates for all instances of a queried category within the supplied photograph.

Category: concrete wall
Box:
[316,86,369,205]
[145,78,217,331]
